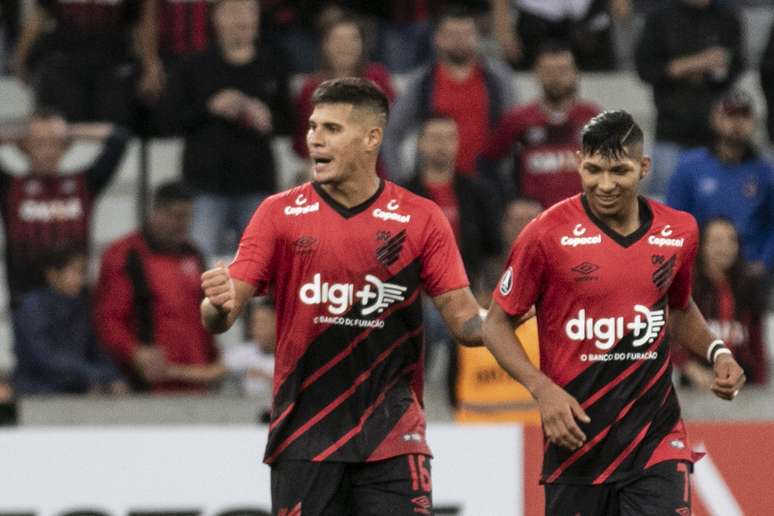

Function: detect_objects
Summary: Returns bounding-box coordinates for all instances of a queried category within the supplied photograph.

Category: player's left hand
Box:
[711,354,746,401]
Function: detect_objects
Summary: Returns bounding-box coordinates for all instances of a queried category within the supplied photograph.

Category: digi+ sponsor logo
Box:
[561,223,602,247]
[373,199,411,223]
[300,273,407,316]
[284,194,319,216]
[648,224,684,248]
[565,305,666,350]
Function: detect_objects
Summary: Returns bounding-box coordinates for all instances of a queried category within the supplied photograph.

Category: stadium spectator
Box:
[94,181,224,393]
[12,248,126,395]
[292,15,395,160]
[161,0,293,257]
[484,110,745,514]
[667,90,774,271]
[481,42,599,207]
[760,19,774,144]
[635,0,744,198]
[491,0,631,71]
[674,218,769,388]
[0,111,129,308]
[382,5,516,181]
[402,113,501,383]
[11,0,157,126]
[453,198,542,424]
[201,78,485,511]
[222,298,275,397]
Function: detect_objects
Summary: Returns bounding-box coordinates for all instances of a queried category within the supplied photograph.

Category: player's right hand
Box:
[201,261,236,313]
[534,381,591,451]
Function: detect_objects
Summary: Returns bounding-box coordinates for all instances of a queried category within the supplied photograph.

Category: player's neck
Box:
[591,198,641,236]
[319,174,381,208]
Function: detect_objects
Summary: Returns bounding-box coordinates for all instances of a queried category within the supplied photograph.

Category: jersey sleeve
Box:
[492,218,547,317]
[229,199,278,293]
[419,204,469,297]
[668,216,699,310]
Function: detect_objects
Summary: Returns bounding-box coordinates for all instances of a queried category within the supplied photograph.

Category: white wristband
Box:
[707,339,730,364]
[712,348,733,364]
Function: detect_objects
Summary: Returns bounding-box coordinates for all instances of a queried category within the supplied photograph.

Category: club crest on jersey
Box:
[648,225,684,247]
[299,273,407,316]
[561,223,601,247]
[499,267,513,296]
[373,199,410,223]
[565,305,666,350]
[284,194,319,216]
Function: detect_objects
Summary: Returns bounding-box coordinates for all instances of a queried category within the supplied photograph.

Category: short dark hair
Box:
[581,110,644,159]
[436,4,477,28]
[534,40,575,64]
[153,180,194,209]
[41,246,85,274]
[311,77,390,124]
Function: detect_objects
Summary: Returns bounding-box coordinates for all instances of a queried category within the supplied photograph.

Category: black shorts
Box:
[271,454,432,516]
[545,460,693,516]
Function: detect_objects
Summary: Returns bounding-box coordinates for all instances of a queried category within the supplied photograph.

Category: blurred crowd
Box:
[0,0,772,419]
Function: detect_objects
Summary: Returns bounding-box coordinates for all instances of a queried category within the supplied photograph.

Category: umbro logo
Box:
[572,262,599,275]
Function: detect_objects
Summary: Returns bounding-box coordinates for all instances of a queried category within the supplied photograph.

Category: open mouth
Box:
[312,157,333,171]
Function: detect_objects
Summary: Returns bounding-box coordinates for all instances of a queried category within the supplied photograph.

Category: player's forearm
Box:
[451,311,485,347]
[669,299,720,362]
[68,123,115,140]
[483,311,551,397]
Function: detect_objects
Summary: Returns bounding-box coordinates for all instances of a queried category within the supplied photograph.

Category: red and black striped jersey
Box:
[0,130,129,306]
[493,194,700,484]
[158,0,210,59]
[230,180,469,464]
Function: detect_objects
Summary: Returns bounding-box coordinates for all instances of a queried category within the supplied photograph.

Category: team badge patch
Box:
[499,267,513,296]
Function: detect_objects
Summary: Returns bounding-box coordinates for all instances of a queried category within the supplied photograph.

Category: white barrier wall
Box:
[0,424,523,516]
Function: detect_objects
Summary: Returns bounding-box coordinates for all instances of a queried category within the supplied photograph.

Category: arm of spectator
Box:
[135,0,165,102]
[166,362,227,385]
[491,0,522,66]
[761,22,774,141]
[241,97,273,134]
[10,5,47,83]
[83,126,131,195]
[382,75,423,181]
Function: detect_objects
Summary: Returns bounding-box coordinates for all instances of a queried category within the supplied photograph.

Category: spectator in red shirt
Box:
[94,181,224,393]
[674,217,769,387]
[292,14,395,159]
[481,41,599,208]
[383,5,516,182]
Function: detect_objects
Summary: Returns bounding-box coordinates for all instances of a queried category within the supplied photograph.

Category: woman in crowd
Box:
[292,14,395,158]
[675,217,769,387]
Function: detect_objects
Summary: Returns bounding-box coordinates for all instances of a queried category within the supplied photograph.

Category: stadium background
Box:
[0,0,773,514]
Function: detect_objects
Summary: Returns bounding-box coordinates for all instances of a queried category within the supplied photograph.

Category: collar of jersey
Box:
[312,180,385,219]
[580,195,654,248]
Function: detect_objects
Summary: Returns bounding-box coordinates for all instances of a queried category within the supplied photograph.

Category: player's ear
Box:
[365,126,383,151]
[639,156,651,180]
[575,150,583,172]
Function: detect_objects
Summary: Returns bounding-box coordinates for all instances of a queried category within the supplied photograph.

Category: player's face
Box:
[536,51,578,103]
[323,22,363,73]
[213,0,259,47]
[307,103,379,185]
[702,220,739,273]
[577,150,649,218]
[417,118,458,171]
[24,118,69,174]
